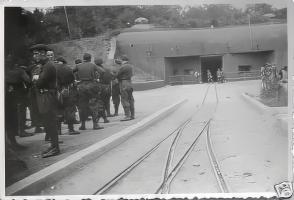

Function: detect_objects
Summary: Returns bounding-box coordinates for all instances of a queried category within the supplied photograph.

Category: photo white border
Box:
[0,0,292,199]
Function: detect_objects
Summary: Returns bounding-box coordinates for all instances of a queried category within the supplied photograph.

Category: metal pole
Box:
[64,6,72,39]
[248,14,253,49]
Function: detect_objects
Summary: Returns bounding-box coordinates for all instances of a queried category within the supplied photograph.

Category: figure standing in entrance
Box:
[194,71,200,84]
[217,68,224,83]
[207,69,213,83]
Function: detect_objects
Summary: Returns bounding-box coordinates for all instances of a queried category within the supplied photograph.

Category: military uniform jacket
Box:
[36,61,57,90]
[5,67,31,99]
[56,63,75,87]
[35,60,58,113]
[100,68,113,85]
[117,63,133,81]
[73,62,98,81]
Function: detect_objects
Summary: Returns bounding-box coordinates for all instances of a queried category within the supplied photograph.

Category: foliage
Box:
[5,4,287,65]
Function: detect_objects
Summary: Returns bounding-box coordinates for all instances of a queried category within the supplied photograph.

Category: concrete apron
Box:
[241,93,288,134]
[6,99,187,196]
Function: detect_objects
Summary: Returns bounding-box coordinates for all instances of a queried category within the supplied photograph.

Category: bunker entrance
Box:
[201,56,222,83]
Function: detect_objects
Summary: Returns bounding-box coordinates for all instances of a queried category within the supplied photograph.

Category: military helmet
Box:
[75,59,82,64]
[83,53,91,61]
[56,56,67,64]
[120,54,129,61]
[94,58,103,65]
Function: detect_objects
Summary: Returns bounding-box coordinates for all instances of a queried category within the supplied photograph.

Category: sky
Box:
[17,0,287,12]
[182,0,287,9]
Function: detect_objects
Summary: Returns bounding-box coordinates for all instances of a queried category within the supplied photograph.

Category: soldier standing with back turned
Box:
[74,53,104,130]
[55,56,80,135]
[111,65,121,116]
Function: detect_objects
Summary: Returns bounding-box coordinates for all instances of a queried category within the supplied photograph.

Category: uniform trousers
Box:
[119,80,134,117]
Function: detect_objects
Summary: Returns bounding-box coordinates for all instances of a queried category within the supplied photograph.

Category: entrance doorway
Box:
[201,55,222,82]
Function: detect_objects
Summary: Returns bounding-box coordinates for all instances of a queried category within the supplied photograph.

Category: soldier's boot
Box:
[114,104,119,116]
[45,133,50,141]
[130,104,135,120]
[57,121,62,135]
[68,124,80,135]
[18,113,34,137]
[42,146,60,158]
[106,106,111,117]
[120,107,132,121]
[93,119,104,130]
[102,111,110,123]
[79,121,86,130]
[103,117,110,123]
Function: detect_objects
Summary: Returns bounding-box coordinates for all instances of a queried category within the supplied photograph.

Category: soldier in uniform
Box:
[194,71,200,84]
[117,55,135,121]
[55,57,80,135]
[28,61,44,134]
[5,55,32,149]
[73,53,104,130]
[111,65,121,116]
[207,69,213,83]
[46,50,55,62]
[30,44,60,158]
[94,58,111,122]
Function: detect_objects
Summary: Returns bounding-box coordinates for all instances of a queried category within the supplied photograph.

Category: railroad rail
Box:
[93,83,229,194]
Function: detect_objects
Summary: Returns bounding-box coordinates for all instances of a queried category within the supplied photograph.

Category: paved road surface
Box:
[14,81,287,195]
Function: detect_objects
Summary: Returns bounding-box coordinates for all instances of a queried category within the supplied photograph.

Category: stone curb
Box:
[241,93,288,133]
[241,93,271,115]
[6,99,187,196]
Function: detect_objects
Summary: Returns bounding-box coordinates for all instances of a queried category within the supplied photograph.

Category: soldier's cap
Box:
[46,50,54,55]
[30,44,52,52]
[18,65,28,70]
[56,56,67,64]
[83,53,91,61]
[114,59,122,65]
[75,59,82,64]
[120,54,129,61]
[94,58,103,65]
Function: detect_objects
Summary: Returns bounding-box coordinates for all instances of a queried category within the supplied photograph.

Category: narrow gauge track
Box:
[93,84,228,195]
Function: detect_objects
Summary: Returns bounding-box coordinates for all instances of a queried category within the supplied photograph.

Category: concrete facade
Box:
[117,23,287,83]
[222,51,273,79]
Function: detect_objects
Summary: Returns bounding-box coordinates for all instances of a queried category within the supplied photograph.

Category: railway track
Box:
[93,83,229,194]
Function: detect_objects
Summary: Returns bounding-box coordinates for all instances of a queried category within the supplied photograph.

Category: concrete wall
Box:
[165,56,200,75]
[222,51,273,78]
[164,56,200,83]
[117,23,287,82]
[118,43,165,80]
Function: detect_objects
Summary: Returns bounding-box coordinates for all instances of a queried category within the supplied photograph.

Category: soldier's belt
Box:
[39,89,56,94]
[80,79,94,81]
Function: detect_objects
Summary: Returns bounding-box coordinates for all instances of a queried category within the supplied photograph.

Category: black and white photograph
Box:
[1,0,292,197]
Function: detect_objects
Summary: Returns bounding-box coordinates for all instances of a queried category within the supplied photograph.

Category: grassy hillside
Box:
[49,34,157,81]
[49,35,108,66]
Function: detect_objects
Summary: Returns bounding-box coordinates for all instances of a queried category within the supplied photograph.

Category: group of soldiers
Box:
[5,44,135,158]
[194,68,225,83]
[260,63,288,91]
